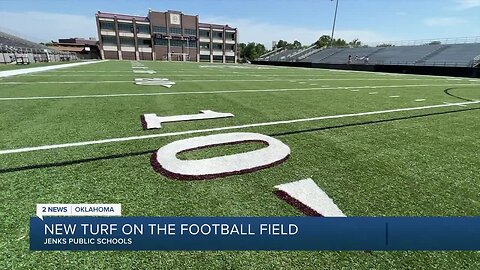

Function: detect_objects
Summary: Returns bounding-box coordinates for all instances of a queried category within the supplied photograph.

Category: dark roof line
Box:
[199,23,236,30]
[97,11,148,21]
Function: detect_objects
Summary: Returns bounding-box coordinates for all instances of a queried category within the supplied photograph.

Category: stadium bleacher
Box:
[300,48,345,63]
[265,40,480,68]
[0,31,78,64]
[264,49,302,61]
[421,43,480,67]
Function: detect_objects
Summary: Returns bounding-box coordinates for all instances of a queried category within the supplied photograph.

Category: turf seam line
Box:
[0,100,479,155]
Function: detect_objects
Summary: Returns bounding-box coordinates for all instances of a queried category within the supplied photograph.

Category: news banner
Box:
[30,204,480,251]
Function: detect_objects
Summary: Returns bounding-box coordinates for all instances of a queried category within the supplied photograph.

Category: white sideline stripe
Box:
[0,60,108,78]
[0,81,132,85]
[0,100,479,155]
[0,83,478,101]
[275,178,346,217]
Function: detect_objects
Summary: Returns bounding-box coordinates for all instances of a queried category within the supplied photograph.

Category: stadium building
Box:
[95,9,238,63]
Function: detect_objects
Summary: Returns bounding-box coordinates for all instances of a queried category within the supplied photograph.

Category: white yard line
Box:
[0,83,478,101]
[0,78,437,85]
[0,100,479,155]
[0,60,108,78]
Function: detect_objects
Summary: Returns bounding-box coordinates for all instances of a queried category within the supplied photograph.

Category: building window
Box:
[200,43,210,50]
[138,39,152,47]
[213,44,223,50]
[154,38,168,46]
[213,55,223,62]
[120,37,135,46]
[199,30,210,38]
[118,23,133,33]
[187,41,197,48]
[213,31,223,39]
[226,33,235,40]
[102,35,117,45]
[100,21,115,31]
[226,44,235,51]
[169,27,182,35]
[152,26,167,33]
[184,29,196,36]
[200,55,210,61]
[170,39,184,47]
[137,24,150,34]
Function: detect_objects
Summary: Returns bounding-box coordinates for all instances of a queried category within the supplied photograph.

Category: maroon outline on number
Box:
[274,190,323,217]
[150,140,289,181]
[140,115,148,130]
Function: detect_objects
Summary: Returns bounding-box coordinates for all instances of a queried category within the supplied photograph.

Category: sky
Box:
[1,0,479,48]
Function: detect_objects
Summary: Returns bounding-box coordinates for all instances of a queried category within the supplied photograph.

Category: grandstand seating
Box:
[266,42,480,67]
[265,49,302,61]
[300,48,345,63]
[0,31,48,50]
[365,45,444,65]
[311,47,383,64]
[421,43,480,67]
[0,31,78,64]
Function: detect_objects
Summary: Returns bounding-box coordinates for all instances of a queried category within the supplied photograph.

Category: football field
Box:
[1,60,480,269]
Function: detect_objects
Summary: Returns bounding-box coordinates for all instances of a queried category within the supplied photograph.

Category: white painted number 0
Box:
[151,132,290,180]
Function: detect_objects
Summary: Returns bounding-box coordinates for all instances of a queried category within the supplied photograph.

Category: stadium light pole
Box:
[329,0,339,48]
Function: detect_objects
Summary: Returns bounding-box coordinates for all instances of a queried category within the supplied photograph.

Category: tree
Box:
[292,40,302,49]
[237,43,247,59]
[332,38,347,47]
[314,35,332,48]
[349,38,362,47]
[275,40,288,49]
[254,43,266,58]
[239,42,267,61]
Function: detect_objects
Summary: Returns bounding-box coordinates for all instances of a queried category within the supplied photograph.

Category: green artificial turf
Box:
[1,60,480,269]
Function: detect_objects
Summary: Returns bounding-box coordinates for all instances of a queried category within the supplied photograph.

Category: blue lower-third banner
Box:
[30,217,480,251]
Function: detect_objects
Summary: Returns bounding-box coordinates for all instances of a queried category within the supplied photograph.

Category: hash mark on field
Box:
[369,92,378,95]
[415,99,426,102]
[389,96,400,98]
[0,100,479,155]
[350,89,360,92]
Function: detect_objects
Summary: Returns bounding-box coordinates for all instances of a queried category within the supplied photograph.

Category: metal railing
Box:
[358,36,480,48]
